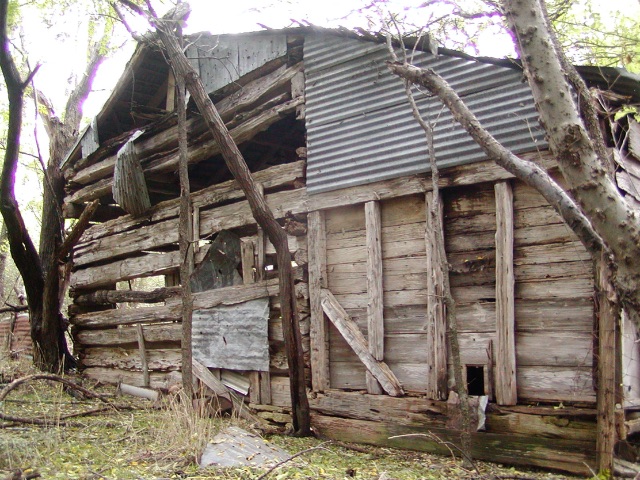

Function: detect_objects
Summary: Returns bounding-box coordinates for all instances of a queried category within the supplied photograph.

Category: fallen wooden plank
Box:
[320,288,403,396]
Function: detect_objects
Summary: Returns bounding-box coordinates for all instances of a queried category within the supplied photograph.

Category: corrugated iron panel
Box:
[191,34,287,95]
[305,34,546,194]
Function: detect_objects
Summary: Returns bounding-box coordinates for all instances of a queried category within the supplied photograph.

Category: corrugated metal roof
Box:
[189,34,288,95]
[305,34,547,194]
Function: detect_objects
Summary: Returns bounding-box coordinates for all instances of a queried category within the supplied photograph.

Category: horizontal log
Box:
[77,160,305,244]
[516,331,594,367]
[485,410,596,442]
[75,323,182,346]
[81,347,181,372]
[69,63,302,187]
[518,366,595,403]
[310,390,446,427]
[71,248,195,290]
[82,367,175,389]
[72,275,304,328]
[73,186,308,268]
[74,286,181,305]
[311,413,596,476]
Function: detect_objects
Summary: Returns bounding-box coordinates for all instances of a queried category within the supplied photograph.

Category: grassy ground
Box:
[0,359,578,480]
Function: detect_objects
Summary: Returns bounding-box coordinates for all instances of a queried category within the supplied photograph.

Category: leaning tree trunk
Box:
[502,0,640,331]
[138,3,311,435]
[36,150,69,371]
[0,0,47,367]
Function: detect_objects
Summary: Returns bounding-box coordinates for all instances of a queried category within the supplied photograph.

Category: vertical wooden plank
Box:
[425,191,447,400]
[495,181,517,405]
[308,210,330,391]
[596,256,617,476]
[365,201,384,395]
[241,239,256,284]
[136,324,150,387]
[249,371,261,404]
[192,206,200,254]
[165,70,176,112]
[256,184,266,281]
[260,372,272,404]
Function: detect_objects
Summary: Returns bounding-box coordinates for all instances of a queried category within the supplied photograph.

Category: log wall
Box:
[70,159,310,397]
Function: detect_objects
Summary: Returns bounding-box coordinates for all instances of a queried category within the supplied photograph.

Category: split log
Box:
[73,286,180,305]
[311,414,596,476]
[77,160,304,244]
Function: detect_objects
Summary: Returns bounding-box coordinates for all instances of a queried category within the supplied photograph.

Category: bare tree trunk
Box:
[0,0,46,366]
[122,3,311,434]
[0,222,8,301]
[0,0,106,372]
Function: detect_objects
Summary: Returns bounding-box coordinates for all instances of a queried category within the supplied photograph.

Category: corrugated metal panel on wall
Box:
[189,34,288,95]
[305,34,548,193]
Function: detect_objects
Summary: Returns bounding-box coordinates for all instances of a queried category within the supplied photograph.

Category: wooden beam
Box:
[73,286,181,305]
[320,288,403,396]
[596,256,617,476]
[308,211,330,391]
[65,97,302,205]
[425,191,447,400]
[241,239,256,284]
[136,324,150,387]
[365,201,384,395]
[494,181,517,405]
[255,184,266,281]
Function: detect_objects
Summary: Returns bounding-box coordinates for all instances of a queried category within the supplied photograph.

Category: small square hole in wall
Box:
[466,365,485,396]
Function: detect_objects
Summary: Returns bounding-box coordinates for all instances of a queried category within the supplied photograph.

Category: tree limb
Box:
[58,199,99,260]
[387,61,605,259]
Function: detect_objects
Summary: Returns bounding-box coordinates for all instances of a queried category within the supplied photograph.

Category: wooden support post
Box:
[255,184,266,281]
[259,372,272,405]
[136,324,150,387]
[321,288,404,396]
[192,206,200,254]
[249,371,261,404]
[241,239,256,284]
[365,201,384,394]
[494,181,517,405]
[308,210,330,391]
[596,255,617,477]
[165,69,176,111]
[425,191,447,400]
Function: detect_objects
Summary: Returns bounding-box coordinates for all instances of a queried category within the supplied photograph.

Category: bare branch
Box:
[58,199,99,260]
[387,61,605,259]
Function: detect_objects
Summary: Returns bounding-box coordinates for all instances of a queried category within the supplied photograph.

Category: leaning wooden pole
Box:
[148,6,310,435]
[176,67,194,401]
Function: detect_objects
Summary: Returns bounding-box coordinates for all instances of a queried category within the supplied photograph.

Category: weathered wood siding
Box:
[325,195,430,392]
[512,179,595,403]
[318,176,595,402]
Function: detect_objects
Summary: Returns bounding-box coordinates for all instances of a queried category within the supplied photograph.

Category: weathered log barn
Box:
[62,28,640,474]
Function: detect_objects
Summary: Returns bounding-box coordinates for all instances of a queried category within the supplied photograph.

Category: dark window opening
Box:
[466,365,485,396]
